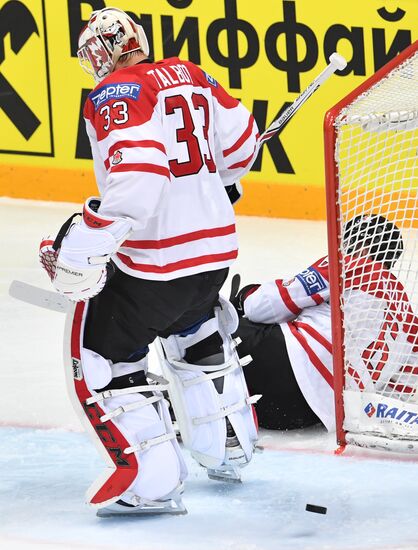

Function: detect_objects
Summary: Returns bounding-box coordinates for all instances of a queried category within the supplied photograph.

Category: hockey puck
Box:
[305,504,327,514]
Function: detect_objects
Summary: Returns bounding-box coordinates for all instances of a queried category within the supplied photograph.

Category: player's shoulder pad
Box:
[311,256,330,280]
[192,64,239,109]
[169,57,217,88]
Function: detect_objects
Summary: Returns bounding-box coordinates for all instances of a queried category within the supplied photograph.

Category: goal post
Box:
[324,41,418,452]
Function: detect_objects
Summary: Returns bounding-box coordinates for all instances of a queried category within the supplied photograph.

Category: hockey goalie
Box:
[39,7,260,516]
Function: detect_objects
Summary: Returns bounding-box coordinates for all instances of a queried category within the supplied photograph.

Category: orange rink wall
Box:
[0,165,327,219]
[0,0,416,220]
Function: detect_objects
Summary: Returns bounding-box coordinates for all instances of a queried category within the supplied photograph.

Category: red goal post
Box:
[324,41,418,452]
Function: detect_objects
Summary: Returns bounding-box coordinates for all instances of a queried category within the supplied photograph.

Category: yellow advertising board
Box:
[0,0,416,218]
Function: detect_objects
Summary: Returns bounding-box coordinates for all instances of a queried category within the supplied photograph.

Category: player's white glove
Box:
[39,198,132,302]
[39,236,109,302]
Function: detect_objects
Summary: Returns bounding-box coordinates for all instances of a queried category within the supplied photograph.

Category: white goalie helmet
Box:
[77,7,150,83]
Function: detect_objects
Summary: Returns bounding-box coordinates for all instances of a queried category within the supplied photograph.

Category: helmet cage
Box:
[77,34,114,83]
[343,214,404,268]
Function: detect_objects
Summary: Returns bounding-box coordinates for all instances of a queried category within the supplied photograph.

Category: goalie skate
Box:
[206,420,247,483]
[96,484,187,517]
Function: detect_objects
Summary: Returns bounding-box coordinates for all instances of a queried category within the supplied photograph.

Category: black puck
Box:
[306,504,327,514]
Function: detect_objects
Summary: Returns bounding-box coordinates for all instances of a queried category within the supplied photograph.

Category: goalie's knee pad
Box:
[64,302,187,511]
[156,296,259,476]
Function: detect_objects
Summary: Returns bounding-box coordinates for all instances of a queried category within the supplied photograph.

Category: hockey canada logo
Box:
[364,402,376,417]
[204,71,218,87]
[112,150,123,165]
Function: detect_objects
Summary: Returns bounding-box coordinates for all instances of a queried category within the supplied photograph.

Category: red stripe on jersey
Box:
[223,116,255,158]
[70,302,138,505]
[117,249,238,274]
[227,148,257,170]
[400,365,418,375]
[110,163,171,179]
[105,140,167,169]
[109,140,166,159]
[288,322,334,388]
[347,365,365,390]
[123,224,236,250]
[244,285,260,301]
[311,256,330,281]
[294,321,332,353]
[387,382,415,394]
[311,294,324,305]
[276,281,301,315]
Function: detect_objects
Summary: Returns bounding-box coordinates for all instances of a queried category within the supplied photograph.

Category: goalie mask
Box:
[343,214,404,268]
[77,7,149,83]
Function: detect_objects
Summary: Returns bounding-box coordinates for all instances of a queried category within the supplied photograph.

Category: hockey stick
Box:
[259,52,347,144]
[9,280,71,313]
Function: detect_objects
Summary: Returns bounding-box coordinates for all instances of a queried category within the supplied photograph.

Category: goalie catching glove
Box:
[39,197,132,302]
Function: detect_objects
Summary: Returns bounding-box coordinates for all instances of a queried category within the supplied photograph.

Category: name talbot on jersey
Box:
[147,63,193,89]
[90,83,142,110]
[364,402,418,424]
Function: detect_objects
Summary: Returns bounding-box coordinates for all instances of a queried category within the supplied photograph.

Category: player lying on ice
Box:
[38,7,261,517]
[231,214,418,432]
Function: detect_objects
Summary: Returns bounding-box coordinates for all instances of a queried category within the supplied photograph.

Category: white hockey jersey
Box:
[83,57,259,281]
[243,256,418,431]
[342,256,418,398]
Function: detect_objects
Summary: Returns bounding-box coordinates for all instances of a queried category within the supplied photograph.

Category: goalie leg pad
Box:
[156,296,259,473]
[64,302,187,511]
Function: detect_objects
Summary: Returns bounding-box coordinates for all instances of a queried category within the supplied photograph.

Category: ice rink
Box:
[2,198,418,550]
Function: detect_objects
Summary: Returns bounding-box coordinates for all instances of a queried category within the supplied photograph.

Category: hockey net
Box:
[325,41,418,453]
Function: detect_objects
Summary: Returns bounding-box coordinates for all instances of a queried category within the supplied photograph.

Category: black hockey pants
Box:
[234,318,321,430]
[83,265,229,364]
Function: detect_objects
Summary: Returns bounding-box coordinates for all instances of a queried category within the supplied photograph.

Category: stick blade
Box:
[9,280,70,313]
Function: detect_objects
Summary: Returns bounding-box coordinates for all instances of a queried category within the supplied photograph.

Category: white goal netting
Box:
[332,47,418,451]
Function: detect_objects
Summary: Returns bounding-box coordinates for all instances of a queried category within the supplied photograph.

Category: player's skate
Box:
[156,296,260,483]
[206,418,248,483]
[96,483,186,517]
[64,302,188,516]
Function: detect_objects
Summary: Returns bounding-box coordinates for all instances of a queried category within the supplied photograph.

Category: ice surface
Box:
[1,198,418,550]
